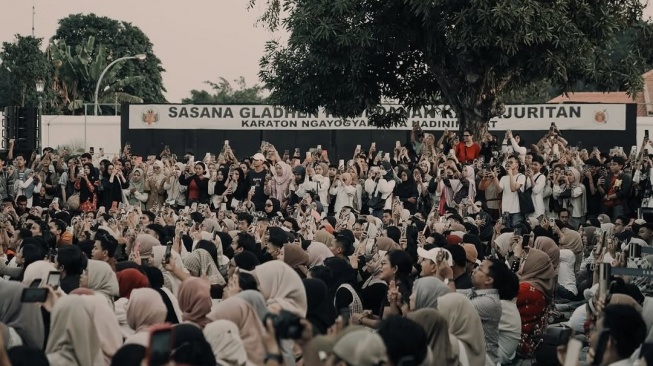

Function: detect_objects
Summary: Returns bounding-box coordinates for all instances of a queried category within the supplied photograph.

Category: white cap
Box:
[252,153,266,161]
[417,247,453,266]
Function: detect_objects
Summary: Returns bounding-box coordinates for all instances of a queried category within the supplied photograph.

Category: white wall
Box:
[42,115,121,155]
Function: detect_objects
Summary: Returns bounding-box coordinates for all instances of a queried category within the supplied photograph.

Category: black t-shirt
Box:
[455,272,473,290]
[247,169,269,211]
[583,174,602,216]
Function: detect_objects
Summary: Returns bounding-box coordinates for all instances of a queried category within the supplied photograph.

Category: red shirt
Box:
[455,142,481,163]
[188,178,200,201]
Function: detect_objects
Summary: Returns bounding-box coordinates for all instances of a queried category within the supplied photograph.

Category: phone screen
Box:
[47,271,61,289]
[149,328,173,366]
[164,243,173,264]
[21,288,48,303]
[522,234,530,249]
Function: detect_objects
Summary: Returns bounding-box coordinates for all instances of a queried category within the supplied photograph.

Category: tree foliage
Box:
[47,36,145,114]
[51,13,166,104]
[0,35,52,108]
[252,0,646,135]
[182,77,268,104]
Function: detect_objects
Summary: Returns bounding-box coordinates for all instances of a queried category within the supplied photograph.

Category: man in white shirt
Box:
[494,155,526,228]
[527,154,547,219]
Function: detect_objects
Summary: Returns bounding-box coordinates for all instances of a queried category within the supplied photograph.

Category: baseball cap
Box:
[609,156,626,166]
[417,247,453,266]
[380,161,392,172]
[332,330,388,366]
[252,153,266,161]
[463,244,478,264]
[584,157,602,167]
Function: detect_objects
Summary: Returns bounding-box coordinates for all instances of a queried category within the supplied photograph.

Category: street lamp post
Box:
[35,79,44,152]
[93,54,146,116]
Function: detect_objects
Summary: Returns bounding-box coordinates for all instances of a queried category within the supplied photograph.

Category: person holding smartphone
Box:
[586,304,646,365]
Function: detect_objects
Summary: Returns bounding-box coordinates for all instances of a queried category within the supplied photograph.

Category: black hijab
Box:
[171,324,216,366]
[302,278,337,335]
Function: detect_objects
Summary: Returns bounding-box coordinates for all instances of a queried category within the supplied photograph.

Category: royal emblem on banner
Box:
[594,110,608,124]
[142,107,160,126]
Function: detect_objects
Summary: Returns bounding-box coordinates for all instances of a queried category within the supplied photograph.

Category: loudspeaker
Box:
[3,106,37,152]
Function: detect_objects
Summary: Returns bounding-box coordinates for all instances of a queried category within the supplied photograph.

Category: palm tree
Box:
[47,36,144,114]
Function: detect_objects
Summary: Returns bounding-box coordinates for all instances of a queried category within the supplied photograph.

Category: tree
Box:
[51,13,166,104]
[252,0,646,137]
[47,36,145,114]
[0,35,52,108]
[182,77,268,104]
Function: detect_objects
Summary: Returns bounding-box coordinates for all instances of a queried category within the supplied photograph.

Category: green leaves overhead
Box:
[252,0,646,133]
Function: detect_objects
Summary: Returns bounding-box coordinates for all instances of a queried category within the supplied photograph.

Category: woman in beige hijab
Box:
[124,287,168,347]
[437,292,489,366]
[46,295,104,366]
[207,297,267,365]
[146,160,167,210]
[178,277,213,329]
[80,259,119,309]
[407,308,457,366]
[203,319,253,366]
[80,294,123,365]
[280,243,310,278]
[254,260,308,317]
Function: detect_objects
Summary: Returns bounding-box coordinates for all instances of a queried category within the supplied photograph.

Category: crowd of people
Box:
[1,124,653,366]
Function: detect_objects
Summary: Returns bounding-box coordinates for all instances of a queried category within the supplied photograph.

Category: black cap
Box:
[444,244,466,267]
[609,156,626,166]
[584,158,602,167]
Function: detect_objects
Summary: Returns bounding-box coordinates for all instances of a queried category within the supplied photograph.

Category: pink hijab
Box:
[126,288,167,333]
[177,277,213,328]
[82,294,123,365]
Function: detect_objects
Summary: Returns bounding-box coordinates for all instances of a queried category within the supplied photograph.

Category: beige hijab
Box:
[204,320,253,366]
[408,309,457,366]
[518,248,556,301]
[86,260,119,309]
[81,294,123,366]
[178,277,213,328]
[254,260,308,317]
[46,295,104,366]
[437,293,487,366]
[21,260,57,287]
[207,297,267,366]
[376,237,400,251]
[127,288,167,333]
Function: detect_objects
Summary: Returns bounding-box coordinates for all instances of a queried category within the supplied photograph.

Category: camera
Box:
[264,310,303,339]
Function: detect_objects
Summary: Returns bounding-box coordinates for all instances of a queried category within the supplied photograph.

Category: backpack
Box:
[517,174,541,215]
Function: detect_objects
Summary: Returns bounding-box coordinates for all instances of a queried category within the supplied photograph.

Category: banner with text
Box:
[128,104,627,131]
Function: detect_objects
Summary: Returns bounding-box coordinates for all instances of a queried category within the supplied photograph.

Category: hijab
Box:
[0,280,44,349]
[518,248,556,301]
[21,260,57,287]
[437,293,487,366]
[306,241,334,267]
[129,168,145,192]
[583,226,598,247]
[178,277,213,328]
[140,266,180,324]
[560,229,583,254]
[532,236,561,270]
[203,320,251,366]
[117,268,150,299]
[235,290,270,322]
[46,295,104,366]
[254,260,308,317]
[183,248,226,286]
[81,294,123,365]
[302,279,337,335]
[493,232,514,257]
[126,288,167,333]
[151,245,185,294]
[207,297,267,365]
[131,234,161,261]
[282,244,310,269]
[376,237,401,251]
[170,324,217,366]
[86,259,119,308]
[408,309,457,366]
[413,277,450,309]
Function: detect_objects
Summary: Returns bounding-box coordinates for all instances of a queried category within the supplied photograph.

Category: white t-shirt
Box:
[558,249,577,295]
[499,174,526,214]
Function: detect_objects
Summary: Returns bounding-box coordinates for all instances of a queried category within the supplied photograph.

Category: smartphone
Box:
[21,288,48,303]
[306,151,311,159]
[163,241,173,264]
[384,153,390,160]
[522,234,530,249]
[598,263,610,299]
[205,152,211,160]
[135,156,143,166]
[220,203,227,212]
[148,325,174,366]
[629,242,642,258]
[191,202,198,212]
[339,307,351,326]
[224,140,230,146]
[338,159,345,169]
[591,328,612,366]
[317,144,322,150]
[47,271,61,290]
[549,217,555,228]
[564,338,582,366]
[646,130,650,139]
[357,144,362,150]
[89,147,95,154]
[29,279,42,288]
[249,186,256,193]
[284,149,289,155]
[396,141,401,148]
[52,197,59,205]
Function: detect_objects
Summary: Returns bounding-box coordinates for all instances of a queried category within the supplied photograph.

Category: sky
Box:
[0,0,651,103]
